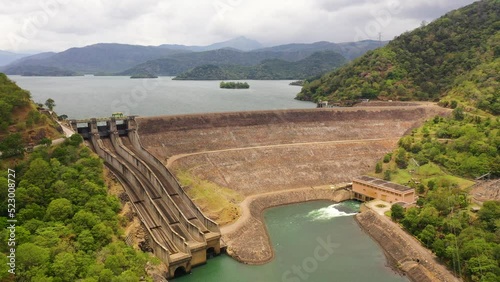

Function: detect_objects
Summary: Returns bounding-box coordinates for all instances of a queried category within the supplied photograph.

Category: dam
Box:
[70,117,221,279]
[71,103,449,279]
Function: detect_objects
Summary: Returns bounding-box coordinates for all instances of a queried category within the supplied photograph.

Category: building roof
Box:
[353,175,413,193]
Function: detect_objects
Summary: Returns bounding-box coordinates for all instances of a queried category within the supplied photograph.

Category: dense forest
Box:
[174,51,347,80]
[0,135,152,281]
[296,0,499,115]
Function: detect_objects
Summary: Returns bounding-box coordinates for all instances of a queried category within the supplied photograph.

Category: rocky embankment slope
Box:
[356,210,460,282]
[138,105,449,196]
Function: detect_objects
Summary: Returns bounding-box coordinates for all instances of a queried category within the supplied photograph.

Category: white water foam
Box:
[307,203,357,221]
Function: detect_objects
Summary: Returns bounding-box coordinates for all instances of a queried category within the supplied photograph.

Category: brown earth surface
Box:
[137,106,449,198]
[470,179,500,204]
[169,139,398,196]
[138,106,448,159]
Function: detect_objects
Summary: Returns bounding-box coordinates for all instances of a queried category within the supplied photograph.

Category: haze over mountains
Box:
[0,50,30,67]
[1,37,385,78]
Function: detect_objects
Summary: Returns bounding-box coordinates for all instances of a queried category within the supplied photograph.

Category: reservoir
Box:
[8,75,315,119]
[177,201,407,282]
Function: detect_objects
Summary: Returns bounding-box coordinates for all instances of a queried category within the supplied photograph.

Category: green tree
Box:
[466,254,499,281]
[51,252,77,281]
[391,204,405,221]
[17,243,50,281]
[44,98,55,111]
[383,170,391,181]
[395,148,408,169]
[45,198,73,222]
[375,161,383,173]
[0,133,25,158]
[21,158,52,188]
[39,138,52,146]
[401,207,420,233]
[77,230,96,252]
[427,180,437,190]
[452,107,465,121]
[91,223,113,247]
[478,201,500,232]
[450,100,458,109]
[418,224,436,247]
[383,153,392,163]
[66,134,83,147]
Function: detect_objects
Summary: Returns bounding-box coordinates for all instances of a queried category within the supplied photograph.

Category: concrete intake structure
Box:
[73,117,221,279]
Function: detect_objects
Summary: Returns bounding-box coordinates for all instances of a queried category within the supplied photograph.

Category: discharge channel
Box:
[176,200,408,282]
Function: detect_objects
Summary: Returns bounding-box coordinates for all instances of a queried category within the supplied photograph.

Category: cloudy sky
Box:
[1,0,477,53]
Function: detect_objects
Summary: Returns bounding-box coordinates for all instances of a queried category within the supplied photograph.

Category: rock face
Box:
[355,210,460,282]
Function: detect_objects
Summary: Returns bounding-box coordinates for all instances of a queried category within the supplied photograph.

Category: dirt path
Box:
[166,137,399,168]
[57,121,75,137]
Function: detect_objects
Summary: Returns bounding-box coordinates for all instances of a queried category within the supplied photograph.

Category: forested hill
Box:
[173,51,347,80]
[0,74,61,156]
[296,0,499,114]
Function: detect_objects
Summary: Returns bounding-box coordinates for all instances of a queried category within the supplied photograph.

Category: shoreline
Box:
[355,209,461,282]
[220,184,351,264]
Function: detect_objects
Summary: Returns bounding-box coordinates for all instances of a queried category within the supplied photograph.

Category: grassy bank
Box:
[176,170,243,225]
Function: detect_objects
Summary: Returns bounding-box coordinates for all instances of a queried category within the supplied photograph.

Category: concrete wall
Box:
[90,136,176,265]
[111,134,206,245]
[128,127,220,235]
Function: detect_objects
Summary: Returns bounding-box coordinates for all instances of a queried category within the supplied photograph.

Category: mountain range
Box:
[0,50,30,67]
[158,36,263,52]
[173,51,347,80]
[1,37,385,78]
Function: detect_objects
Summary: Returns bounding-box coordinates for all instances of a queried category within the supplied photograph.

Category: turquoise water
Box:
[177,201,408,282]
[8,75,315,119]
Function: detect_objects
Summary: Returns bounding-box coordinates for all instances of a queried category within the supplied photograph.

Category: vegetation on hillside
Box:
[174,51,347,80]
[296,0,499,115]
[130,73,158,79]
[3,65,78,77]
[0,135,153,281]
[0,74,61,157]
[393,194,499,281]
[375,109,500,281]
[0,74,31,131]
[220,81,250,89]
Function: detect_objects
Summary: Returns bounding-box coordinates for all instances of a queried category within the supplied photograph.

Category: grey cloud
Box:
[0,0,479,52]
[397,0,479,20]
